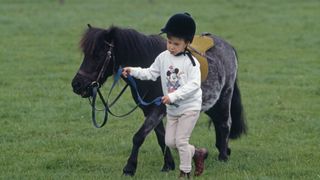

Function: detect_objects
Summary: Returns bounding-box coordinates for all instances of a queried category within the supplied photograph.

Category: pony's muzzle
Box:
[71,80,82,94]
[71,76,92,97]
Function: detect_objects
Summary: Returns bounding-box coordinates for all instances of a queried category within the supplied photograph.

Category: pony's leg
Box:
[154,120,175,172]
[123,106,165,176]
[205,88,233,161]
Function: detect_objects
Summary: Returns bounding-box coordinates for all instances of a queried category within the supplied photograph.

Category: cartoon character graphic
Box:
[166,66,181,93]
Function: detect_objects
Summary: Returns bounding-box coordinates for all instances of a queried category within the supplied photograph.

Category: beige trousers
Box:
[165,110,200,173]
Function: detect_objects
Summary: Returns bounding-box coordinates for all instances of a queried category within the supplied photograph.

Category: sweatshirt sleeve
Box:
[167,61,201,103]
[130,56,161,81]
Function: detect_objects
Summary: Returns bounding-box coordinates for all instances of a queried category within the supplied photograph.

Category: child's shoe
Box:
[193,148,208,176]
[179,170,191,179]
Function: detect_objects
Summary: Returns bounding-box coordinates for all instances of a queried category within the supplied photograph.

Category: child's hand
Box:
[122,67,131,78]
[161,95,171,104]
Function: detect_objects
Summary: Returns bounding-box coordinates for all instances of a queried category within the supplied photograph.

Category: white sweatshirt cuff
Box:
[168,93,178,103]
[130,67,141,77]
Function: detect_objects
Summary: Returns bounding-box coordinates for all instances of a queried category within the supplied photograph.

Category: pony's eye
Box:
[95,51,105,60]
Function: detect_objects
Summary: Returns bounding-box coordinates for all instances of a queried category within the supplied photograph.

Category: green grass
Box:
[1,0,320,179]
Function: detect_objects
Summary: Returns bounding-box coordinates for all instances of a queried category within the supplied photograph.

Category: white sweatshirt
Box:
[130,50,202,116]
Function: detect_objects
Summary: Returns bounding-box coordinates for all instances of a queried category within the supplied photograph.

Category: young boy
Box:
[122,13,208,178]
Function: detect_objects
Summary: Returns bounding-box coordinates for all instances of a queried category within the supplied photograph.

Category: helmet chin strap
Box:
[174,49,196,66]
[174,51,186,56]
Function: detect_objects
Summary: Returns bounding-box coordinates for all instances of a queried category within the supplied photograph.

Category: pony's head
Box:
[71,24,116,97]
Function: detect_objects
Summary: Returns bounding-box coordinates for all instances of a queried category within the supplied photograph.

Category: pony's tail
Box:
[229,78,247,139]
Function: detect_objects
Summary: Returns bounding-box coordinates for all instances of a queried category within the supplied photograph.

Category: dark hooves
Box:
[227,148,231,155]
[123,168,135,177]
[218,154,229,161]
[161,165,175,172]
[216,147,231,161]
[123,171,135,177]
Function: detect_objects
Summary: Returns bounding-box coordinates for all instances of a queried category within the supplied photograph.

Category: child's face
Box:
[166,36,189,56]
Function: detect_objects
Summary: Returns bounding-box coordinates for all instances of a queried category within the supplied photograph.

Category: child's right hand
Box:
[122,67,131,78]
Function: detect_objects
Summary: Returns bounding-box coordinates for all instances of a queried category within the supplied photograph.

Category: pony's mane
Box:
[80,26,166,67]
[80,26,107,57]
[113,27,166,67]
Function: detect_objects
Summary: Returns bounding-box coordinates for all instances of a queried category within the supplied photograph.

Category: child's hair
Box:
[166,33,190,44]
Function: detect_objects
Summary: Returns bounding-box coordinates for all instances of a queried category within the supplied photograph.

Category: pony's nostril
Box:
[75,82,81,88]
[72,81,82,91]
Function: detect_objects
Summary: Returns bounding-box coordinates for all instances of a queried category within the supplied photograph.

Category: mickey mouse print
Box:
[166,65,184,93]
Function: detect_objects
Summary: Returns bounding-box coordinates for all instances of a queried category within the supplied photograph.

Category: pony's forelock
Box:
[80,27,107,56]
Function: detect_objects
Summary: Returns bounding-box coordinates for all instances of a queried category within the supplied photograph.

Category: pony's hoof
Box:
[161,165,175,172]
[123,167,135,176]
[122,171,135,177]
[218,154,229,161]
[227,148,231,155]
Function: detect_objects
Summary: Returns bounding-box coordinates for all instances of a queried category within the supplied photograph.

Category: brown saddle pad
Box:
[187,35,214,82]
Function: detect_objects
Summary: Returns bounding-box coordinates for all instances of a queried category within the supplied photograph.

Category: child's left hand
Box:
[161,95,171,104]
[122,67,131,78]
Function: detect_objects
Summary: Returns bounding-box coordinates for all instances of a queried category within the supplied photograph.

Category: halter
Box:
[80,42,179,128]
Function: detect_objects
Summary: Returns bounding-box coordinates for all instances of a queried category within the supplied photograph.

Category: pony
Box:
[71,25,247,176]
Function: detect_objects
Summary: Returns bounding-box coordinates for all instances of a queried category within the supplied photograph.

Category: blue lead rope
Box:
[117,68,179,107]
[116,68,162,106]
[89,67,179,128]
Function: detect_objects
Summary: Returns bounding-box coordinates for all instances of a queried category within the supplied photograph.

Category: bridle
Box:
[78,41,177,128]
[78,41,114,87]
[78,41,138,128]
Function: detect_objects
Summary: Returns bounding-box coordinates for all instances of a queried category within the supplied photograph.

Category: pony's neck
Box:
[112,27,166,68]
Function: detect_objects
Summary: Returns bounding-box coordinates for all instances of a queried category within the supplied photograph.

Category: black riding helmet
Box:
[161,13,196,43]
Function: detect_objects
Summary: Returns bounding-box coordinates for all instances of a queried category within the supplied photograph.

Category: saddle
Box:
[187,34,214,82]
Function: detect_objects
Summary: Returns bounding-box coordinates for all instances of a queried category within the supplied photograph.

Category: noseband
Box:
[78,41,115,86]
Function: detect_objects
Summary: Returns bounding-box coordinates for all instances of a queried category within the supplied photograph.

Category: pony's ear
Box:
[103,27,116,42]
[87,24,92,29]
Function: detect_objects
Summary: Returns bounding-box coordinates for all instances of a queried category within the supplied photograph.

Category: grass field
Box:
[1,0,320,179]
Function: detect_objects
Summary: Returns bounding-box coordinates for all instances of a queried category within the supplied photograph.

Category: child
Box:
[122,13,208,178]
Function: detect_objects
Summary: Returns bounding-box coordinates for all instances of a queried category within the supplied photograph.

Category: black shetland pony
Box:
[71,25,246,176]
